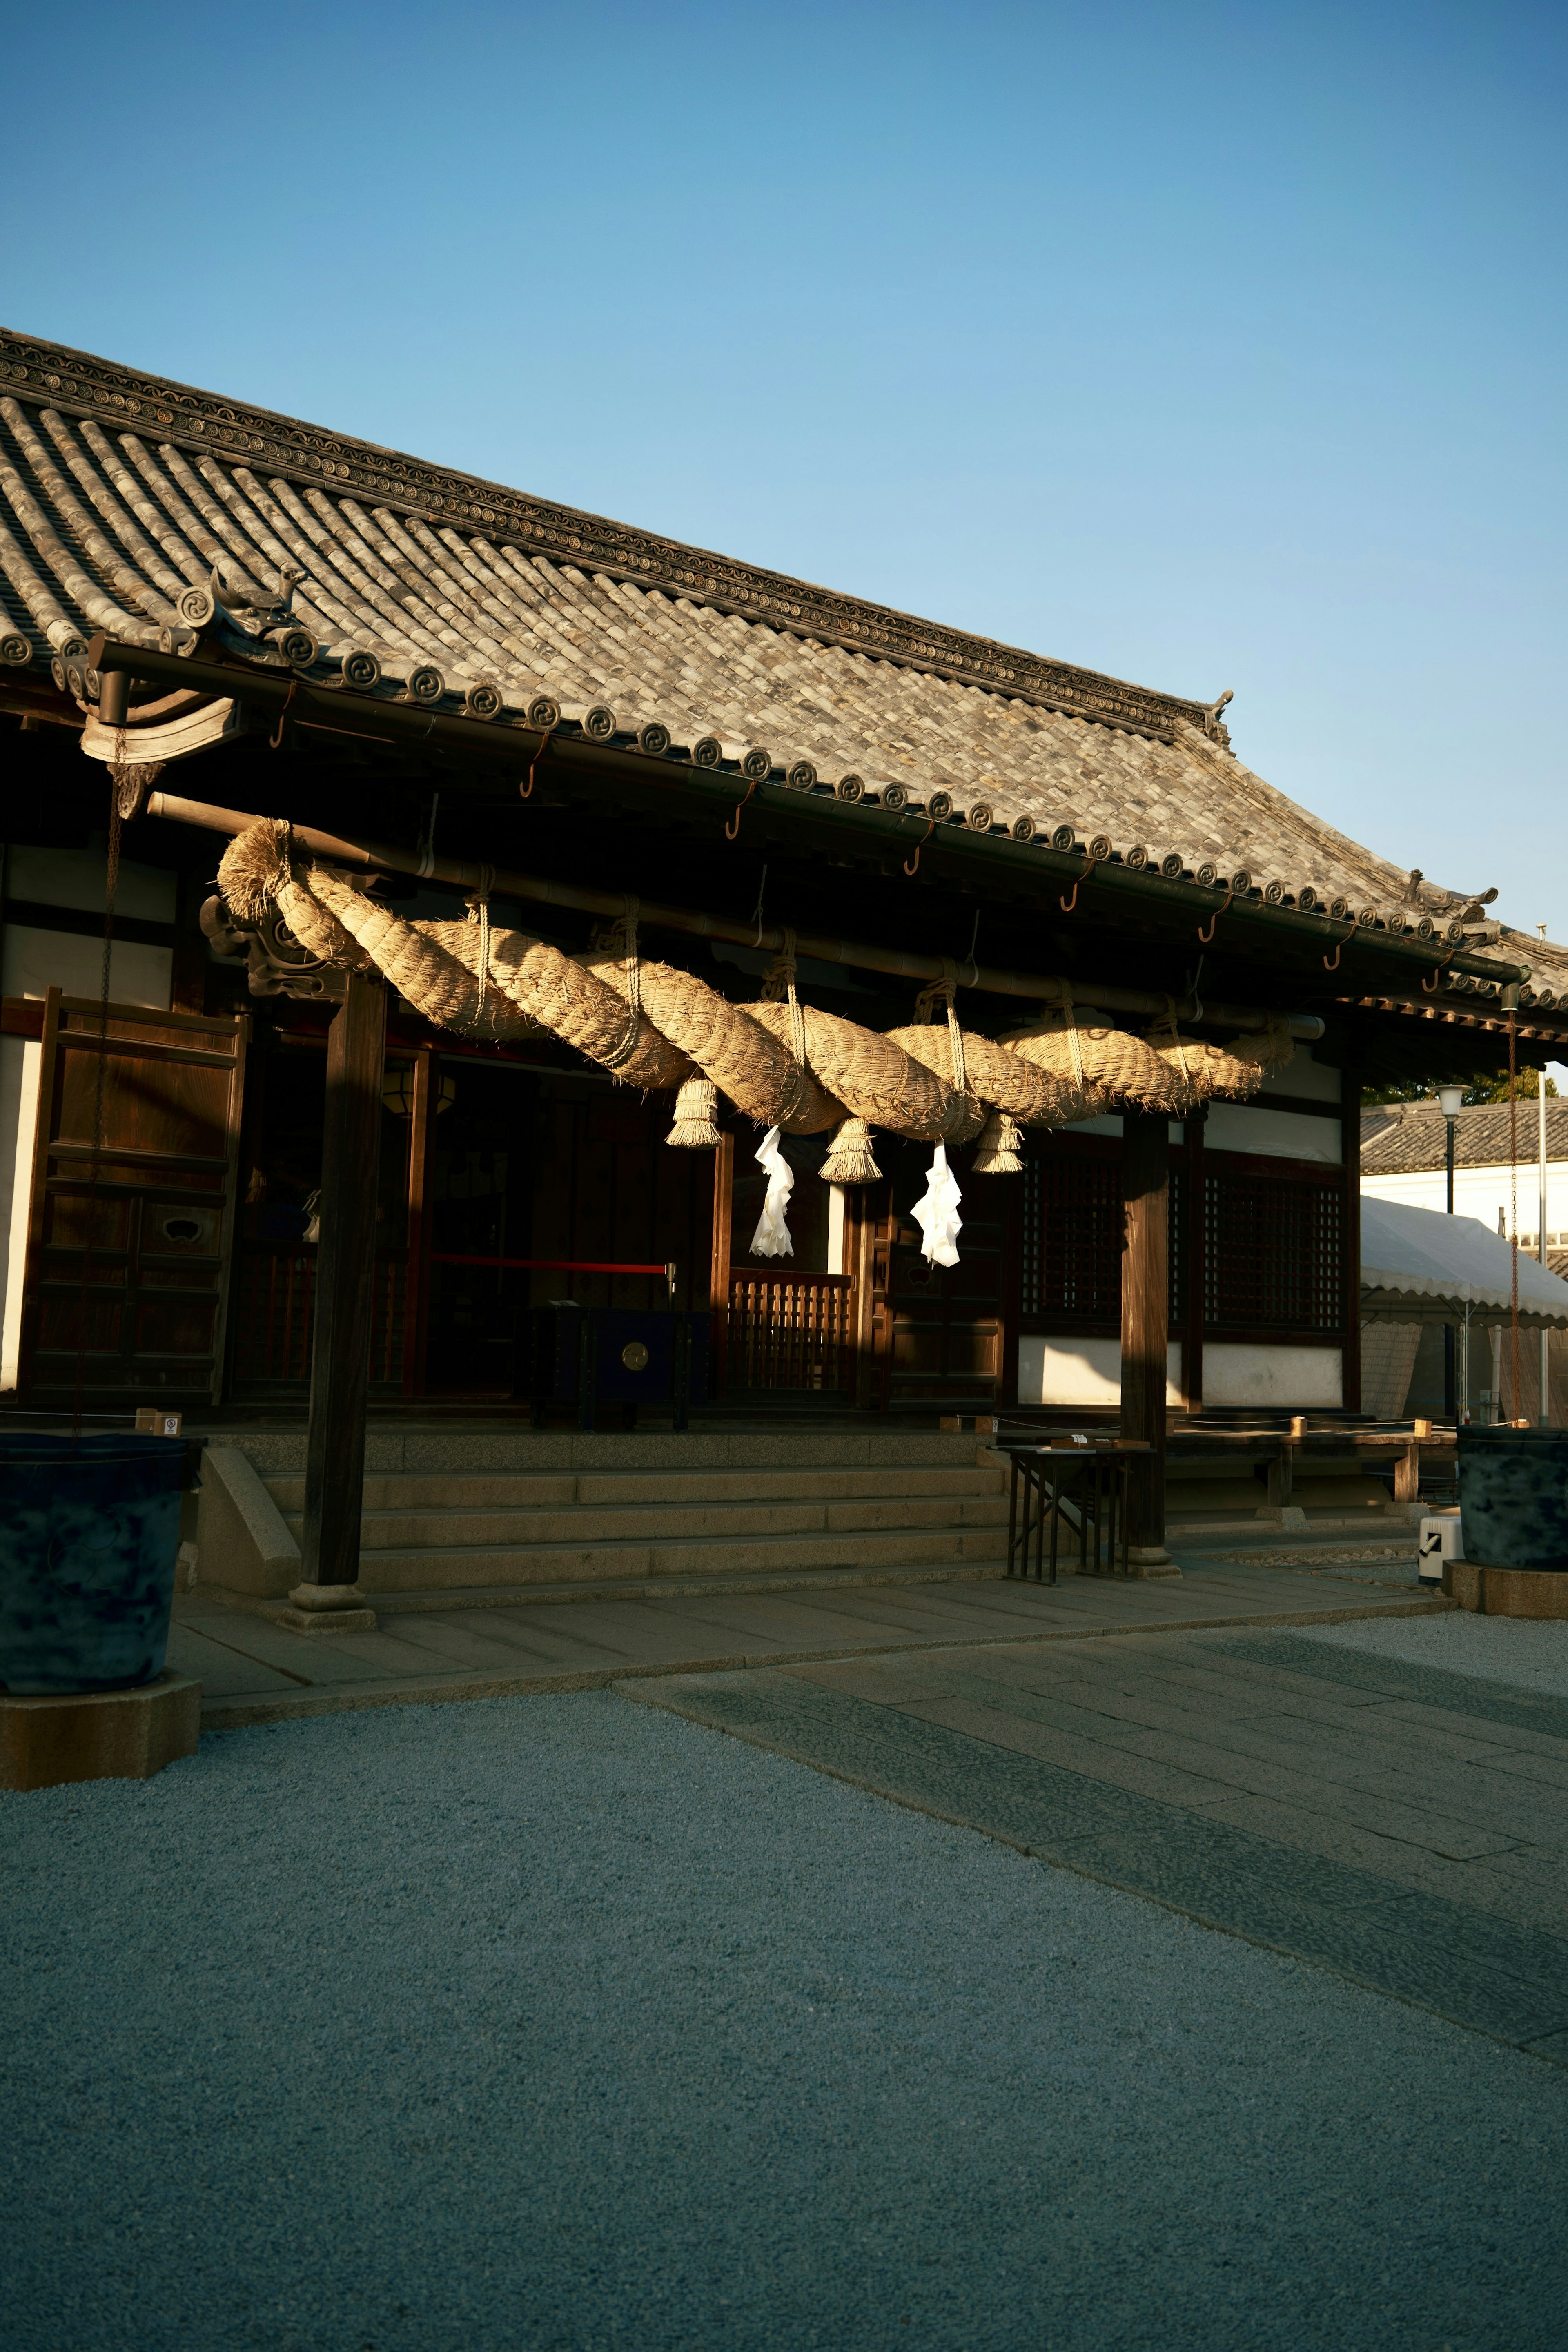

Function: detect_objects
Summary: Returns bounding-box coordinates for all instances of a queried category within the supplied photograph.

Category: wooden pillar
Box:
[1120,1109,1171,1566]
[1341,1062,1361,1414]
[289,970,386,1629]
[401,1045,439,1396]
[1183,1106,1206,1413]
[709,1131,733,1394]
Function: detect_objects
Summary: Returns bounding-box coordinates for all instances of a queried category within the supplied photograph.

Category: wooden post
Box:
[1341,1061,1361,1413]
[709,1130,733,1394]
[401,1045,438,1396]
[290,970,385,1630]
[1120,1110,1172,1567]
[1183,1106,1206,1412]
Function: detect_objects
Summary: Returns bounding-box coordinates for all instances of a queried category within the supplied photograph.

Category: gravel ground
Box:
[1296,1610,1568,1695]
[4,1691,1566,2352]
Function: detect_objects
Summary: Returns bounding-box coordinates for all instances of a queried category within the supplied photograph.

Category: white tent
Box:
[1360,1196,1568,1327]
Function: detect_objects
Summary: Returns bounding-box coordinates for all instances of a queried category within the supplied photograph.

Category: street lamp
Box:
[1438,1085,1465,1423]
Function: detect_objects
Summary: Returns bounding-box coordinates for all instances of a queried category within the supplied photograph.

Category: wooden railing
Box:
[727,1269,853,1392]
[231,1249,406,1390]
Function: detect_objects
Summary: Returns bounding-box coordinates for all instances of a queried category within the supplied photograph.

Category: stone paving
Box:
[629,1614,1568,2056]
[169,1560,1444,1727]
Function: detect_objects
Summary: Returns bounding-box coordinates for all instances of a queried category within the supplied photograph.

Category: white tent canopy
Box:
[1360,1196,1568,1328]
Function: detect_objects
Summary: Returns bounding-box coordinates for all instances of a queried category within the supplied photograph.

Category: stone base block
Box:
[0,1671,201,1793]
[277,1606,379,1635]
[1444,1561,1568,1618]
[280,1584,378,1635]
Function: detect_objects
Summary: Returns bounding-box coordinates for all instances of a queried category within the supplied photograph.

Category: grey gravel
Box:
[3,1691,1566,2352]
[1296,1609,1568,1695]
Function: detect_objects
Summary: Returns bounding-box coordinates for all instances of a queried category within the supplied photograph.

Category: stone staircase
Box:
[196,1430,1011,1613]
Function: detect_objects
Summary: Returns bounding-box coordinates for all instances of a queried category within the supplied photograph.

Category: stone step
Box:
[363,1556,1013,1612]
[263,1465,1005,1513]
[219,1429,994,1478]
[346,1523,1010,1594]
[281,1493,1010,1552]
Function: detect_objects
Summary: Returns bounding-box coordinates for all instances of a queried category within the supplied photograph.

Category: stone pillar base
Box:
[280,1583,378,1635]
[1127,1546,1182,1578]
[1,1670,201,1792]
[1445,1561,1568,1618]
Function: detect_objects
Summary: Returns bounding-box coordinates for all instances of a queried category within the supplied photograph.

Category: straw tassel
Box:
[818,1116,883,1183]
[971,1110,1024,1174]
[666,1075,722,1148]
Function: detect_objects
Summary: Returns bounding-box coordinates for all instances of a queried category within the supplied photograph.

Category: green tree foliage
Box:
[1361,1073,1558,1107]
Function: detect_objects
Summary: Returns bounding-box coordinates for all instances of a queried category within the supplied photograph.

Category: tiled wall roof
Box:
[1362,1099,1568,1174]
[3,323,1564,989]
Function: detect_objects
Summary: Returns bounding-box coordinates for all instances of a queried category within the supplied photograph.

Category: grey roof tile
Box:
[3,321,1564,991]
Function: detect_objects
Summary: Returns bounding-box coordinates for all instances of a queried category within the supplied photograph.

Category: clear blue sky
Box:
[3,1,1563,935]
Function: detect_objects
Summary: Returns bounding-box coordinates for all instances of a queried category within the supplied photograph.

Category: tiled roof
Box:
[2,323,1565,991]
[1361,1099,1568,1174]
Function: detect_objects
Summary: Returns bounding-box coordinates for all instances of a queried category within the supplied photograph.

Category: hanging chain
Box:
[1509,1013,1521,1419]
[72,762,124,1435]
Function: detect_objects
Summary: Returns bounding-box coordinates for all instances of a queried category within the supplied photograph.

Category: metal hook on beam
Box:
[1059,853,1096,915]
[903,819,936,877]
[1197,887,1233,946]
[268,678,298,751]
[724,778,759,841]
[520,726,554,801]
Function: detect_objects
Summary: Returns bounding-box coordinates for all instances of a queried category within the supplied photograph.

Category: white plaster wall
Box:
[1061,1049,1339,1161]
[6,844,176,922]
[1018,1334,1183,1407]
[1203,1102,1340,1163]
[1264,1051,1341,1103]
[1361,1167,1568,1248]
[826,1185,846,1276]
[0,1036,39,1390]
[1203,1343,1343,1408]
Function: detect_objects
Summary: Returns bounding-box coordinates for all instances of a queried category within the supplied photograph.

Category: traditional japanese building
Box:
[4,326,1567,1596]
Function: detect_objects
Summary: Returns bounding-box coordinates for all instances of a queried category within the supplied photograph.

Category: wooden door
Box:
[18,989,248,1408]
[868,1146,1018,1413]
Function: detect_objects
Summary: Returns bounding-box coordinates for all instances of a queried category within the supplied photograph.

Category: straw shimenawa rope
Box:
[998,982,1178,1113]
[1146,996,1277,1112]
[746,997,982,1144]
[578,939,844,1134]
[217,821,688,1074]
[886,1022,1087,1125]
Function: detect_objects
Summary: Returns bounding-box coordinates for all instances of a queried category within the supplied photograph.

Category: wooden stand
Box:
[1120,1110,1172,1566]
[296,971,386,1630]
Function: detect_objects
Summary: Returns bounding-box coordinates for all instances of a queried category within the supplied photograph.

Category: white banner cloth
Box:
[912,1143,963,1268]
[748,1126,795,1258]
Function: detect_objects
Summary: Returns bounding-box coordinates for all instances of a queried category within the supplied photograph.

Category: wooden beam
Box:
[1120,1109,1170,1561]
[296,971,386,1617]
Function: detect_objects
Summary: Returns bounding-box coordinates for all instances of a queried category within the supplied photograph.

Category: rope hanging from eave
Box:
[579,935,842,1134]
[214,822,1295,1162]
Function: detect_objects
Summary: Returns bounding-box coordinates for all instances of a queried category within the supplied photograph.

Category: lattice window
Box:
[1204,1170,1343,1331]
[1020,1152,1122,1324]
